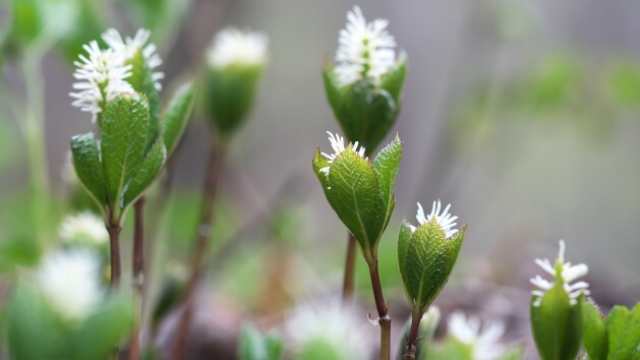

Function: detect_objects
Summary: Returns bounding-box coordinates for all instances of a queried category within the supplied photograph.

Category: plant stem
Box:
[106,215,122,288]
[403,309,422,360]
[21,52,49,245]
[129,197,146,360]
[342,233,357,300]
[367,255,391,360]
[171,140,227,359]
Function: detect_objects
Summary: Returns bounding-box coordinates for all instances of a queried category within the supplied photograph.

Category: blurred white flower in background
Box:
[285,299,371,359]
[36,250,102,321]
[59,212,108,246]
[102,28,164,91]
[448,312,506,360]
[207,28,268,68]
[530,240,590,307]
[334,6,397,86]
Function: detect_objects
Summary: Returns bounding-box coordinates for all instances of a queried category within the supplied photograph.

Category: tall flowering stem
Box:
[324,6,406,302]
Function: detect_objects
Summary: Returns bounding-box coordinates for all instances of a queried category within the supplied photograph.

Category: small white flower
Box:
[448,312,506,360]
[334,6,397,86]
[102,28,164,91]
[36,250,102,321]
[59,212,108,246]
[285,299,371,360]
[530,240,589,307]
[409,200,459,238]
[319,131,367,176]
[70,41,134,121]
[207,28,268,68]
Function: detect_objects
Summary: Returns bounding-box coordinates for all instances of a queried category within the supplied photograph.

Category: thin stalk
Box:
[21,52,49,245]
[106,214,122,288]
[342,233,357,300]
[403,309,422,360]
[129,197,146,360]
[171,140,227,359]
[366,255,391,360]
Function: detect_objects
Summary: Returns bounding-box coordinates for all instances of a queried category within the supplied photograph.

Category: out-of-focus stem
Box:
[129,197,146,360]
[342,233,357,300]
[403,308,422,360]
[171,140,227,359]
[106,215,122,288]
[366,255,391,360]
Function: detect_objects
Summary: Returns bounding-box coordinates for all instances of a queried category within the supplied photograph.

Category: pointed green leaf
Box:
[99,95,151,210]
[582,300,607,360]
[530,287,582,360]
[373,134,402,227]
[403,224,464,310]
[322,66,344,119]
[127,50,161,137]
[70,132,107,208]
[312,148,386,253]
[607,304,640,360]
[380,58,407,102]
[162,82,195,155]
[397,222,414,299]
[122,137,167,208]
[72,293,134,360]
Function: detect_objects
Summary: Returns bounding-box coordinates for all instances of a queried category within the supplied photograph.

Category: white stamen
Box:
[319,131,367,176]
[207,28,268,68]
[448,312,507,360]
[411,200,459,238]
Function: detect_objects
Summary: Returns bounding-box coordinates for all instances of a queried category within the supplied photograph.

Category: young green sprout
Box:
[530,241,589,360]
[398,201,465,360]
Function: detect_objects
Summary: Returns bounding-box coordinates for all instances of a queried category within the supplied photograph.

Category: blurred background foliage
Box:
[1,0,640,358]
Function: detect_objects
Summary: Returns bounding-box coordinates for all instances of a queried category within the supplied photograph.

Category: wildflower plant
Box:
[69,28,194,285]
[323,6,406,153]
[397,201,465,359]
[529,241,589,360]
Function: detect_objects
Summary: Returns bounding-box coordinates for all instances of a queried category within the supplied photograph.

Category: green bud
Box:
[582,302,640,360]
[312,133,402,258]
[582,300,607,360]
[323,59,406,152]
[529,241,589,360]
[397,202,464,312]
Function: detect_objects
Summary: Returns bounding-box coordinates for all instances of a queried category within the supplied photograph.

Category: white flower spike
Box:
[59,212,108,246]
[102,28,164,91]
[319,131,367,176]
[70,41,133,121]
[448,312,506,360]
[335,6,397,86]
[410,200,459,238]
[207,28,268,68]
[530,240,589,307]
[37,250,102,321]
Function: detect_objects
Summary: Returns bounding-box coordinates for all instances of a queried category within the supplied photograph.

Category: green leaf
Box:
[127,49,161,139]
[582,300,608,360]
[380,58,407,103]
[8,285,69,360]
[397,222,413,299]
[70,132,107,208]
[72,293,134,360]
[122,137,167,208]
[402,223,464,310]
[606,304,640,360]
[324,73,398,153]
[162,82,195,155]
[99,95,151,212]
[312,148,386,254]
[373,134,402,228]
[530,287,582,360]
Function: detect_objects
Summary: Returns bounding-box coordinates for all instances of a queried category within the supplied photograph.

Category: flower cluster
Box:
[70,28,162,120]
[448,312,507,360]
[530,240,589,307]
[409,200,459,238]
[334,6,397,86]
[59,212,108,246]
[207,28,268,68]
[319,131,367,176]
